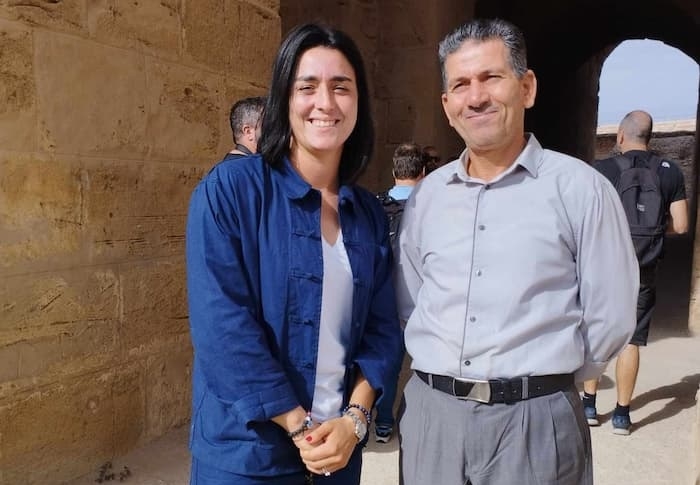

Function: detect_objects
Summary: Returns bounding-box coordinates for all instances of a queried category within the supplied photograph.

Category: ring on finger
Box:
[322,467,331,477]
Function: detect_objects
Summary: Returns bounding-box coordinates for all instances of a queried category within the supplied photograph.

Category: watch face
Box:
[356,420,367,441]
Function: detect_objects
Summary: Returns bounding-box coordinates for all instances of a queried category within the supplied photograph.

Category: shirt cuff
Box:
[574,361,610,383]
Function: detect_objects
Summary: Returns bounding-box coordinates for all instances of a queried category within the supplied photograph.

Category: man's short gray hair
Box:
[438,18,528,90]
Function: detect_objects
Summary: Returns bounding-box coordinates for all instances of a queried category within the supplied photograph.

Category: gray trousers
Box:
[398,373,592,485]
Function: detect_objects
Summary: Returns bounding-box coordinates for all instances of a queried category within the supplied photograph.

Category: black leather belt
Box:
[416,370,574,404]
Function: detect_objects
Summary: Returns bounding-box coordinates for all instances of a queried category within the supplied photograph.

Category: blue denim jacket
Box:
[185,155,403,475]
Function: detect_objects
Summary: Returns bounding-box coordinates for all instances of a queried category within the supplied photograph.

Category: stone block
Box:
[387,118,415,145]
[0,269,118,333]
[34,31,148,157]
[144,343,193,439]
[230,0,280,82]
[0,0,86,35]
[87,0,181,58]
[119,260,189,355]
[377,0,435,48]
[247,0,280,13]
[145,58,224,161]
[375,47,437,100]
[182,0,232,71]
[83,160,205,262]
[0,366,144,485]
[0,155,84,270]
[0,19,36,151]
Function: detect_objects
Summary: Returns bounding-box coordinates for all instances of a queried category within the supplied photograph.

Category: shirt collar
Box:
[277,156,357,207]
[447,133,543,184]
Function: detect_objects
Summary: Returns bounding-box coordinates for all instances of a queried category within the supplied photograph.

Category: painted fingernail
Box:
[305,436,313,442]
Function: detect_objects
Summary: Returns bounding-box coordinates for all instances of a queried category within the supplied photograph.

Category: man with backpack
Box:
[374,142,425,442]
[583,110,688,435]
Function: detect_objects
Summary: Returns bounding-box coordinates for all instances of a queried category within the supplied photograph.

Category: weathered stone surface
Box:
[248,0,279,13]
[34,31,148,157]
[0,269,118,334]
[145,58,224,161]
[144,342,192,439]
[119,260,189,356]
[0,270,119,397]
[0,155,84,270]
[84,160,204,262]
[182,0,232,71]
[0,0,86,34]
[87,0,181,58]
[0,366,144,485]
[231,0,280,82]
[0,19,36,151]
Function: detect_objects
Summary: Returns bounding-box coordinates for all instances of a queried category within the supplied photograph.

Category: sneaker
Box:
[583,405,599,426]
[375,425,392,443]
[612,414,631,435]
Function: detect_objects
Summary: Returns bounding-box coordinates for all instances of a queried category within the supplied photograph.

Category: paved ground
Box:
[68,236,699,484]
[67,331,700,485]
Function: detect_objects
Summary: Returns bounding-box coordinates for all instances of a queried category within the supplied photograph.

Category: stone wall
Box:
[0,2,280,484]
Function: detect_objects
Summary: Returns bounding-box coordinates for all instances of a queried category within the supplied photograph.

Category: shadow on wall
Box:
[652,235,693,336]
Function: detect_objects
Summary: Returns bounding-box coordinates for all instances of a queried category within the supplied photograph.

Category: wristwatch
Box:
[343,410,367,441]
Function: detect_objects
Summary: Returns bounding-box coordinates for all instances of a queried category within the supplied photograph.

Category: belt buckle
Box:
[453,377,490,403]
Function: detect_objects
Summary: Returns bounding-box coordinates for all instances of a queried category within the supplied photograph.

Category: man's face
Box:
[441,39,536,157]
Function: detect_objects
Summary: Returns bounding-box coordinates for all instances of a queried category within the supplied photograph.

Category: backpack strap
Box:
[614,152,664,174]
[645,153,664,174]
[376,190,397,205]
[613,154,633,172]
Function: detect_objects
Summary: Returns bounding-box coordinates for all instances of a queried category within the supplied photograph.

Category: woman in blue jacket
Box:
[185,23,403,485]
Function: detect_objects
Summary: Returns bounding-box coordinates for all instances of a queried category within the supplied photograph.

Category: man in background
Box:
[583,110,688,435]
[225,96,265,160]
[374,142,424,442]
[422,145,444,175]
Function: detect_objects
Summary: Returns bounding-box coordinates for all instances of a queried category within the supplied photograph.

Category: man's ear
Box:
[441,92,454,128]
[522,70,537,109]
[242,124,254,141]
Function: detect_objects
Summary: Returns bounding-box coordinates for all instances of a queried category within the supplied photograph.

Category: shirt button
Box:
[469,316,476,322]
[476,269,482,276]
[478,224,485,230]
[464,360,471,366]
[484,184,491,190]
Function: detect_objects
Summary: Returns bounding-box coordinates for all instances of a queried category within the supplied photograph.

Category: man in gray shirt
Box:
[394,18,638,485]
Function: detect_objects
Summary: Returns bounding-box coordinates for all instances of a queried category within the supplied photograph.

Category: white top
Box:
[395,134,639,382]
[312,232,354,422]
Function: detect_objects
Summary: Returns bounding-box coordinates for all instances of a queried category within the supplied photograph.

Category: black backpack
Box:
[613,154,665,267]
[376,191,407,250]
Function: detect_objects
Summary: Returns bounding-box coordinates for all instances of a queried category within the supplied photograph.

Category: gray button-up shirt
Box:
[395,135,638,382]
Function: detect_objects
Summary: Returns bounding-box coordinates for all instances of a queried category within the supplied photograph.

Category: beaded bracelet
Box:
[287,412,313,440]
[343,403,371,425]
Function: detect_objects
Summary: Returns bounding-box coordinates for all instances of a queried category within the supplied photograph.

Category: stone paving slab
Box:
[67,333,700,485]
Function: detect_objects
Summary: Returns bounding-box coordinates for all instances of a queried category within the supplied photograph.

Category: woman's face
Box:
[288,47,358,162]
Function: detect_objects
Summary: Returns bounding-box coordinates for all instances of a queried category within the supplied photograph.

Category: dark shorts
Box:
[630,265,657,346]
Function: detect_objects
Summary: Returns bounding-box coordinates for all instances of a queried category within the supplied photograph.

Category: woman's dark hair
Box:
[258,23,374,185]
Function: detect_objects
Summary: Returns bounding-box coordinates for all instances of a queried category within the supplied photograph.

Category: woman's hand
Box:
[297,414,359,475]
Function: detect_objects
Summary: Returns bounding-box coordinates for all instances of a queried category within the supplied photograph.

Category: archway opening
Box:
[597,39,698,335]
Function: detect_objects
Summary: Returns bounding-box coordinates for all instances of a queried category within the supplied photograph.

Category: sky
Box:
[598,39,699,126]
